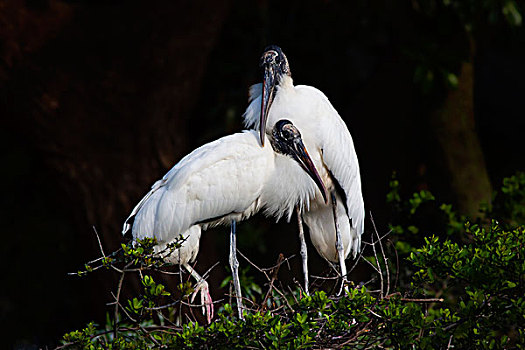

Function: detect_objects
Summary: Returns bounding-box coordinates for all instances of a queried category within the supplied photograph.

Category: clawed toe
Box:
[191,280,214,323]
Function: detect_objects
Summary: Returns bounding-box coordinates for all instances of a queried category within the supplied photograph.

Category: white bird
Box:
[243,45,365,294]
[122,120,328,322]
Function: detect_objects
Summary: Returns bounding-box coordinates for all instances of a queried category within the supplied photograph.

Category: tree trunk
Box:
[431,56,492,217]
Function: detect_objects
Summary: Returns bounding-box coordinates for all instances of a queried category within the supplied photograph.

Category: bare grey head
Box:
[259,45,291,146]
[260,45,291,78]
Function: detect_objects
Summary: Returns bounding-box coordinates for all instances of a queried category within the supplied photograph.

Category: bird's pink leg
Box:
[331,193,348,295]
[296,206,310,296]
[184,264,214,323]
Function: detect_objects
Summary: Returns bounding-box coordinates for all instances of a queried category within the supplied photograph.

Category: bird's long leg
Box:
[296,206,309,296]
[331,192,348,295]
[229,220,244,320]
[184,263,214,323]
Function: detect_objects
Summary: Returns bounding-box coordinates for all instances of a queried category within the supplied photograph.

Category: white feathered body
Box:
[244,77,364,262]
[123,130,321,265]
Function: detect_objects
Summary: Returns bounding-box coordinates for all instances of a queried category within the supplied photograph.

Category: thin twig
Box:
[311,274,340,281]
[339,320,373,347]
[274,280,295,313]
[370,212,390,297]
[224,293,257,308]
[361,229,391,246]
[388,239,400,290]
[110,291,137,323]
[113,261,133,339]
[155,270,181,276]
[347,245,366,276]
[113,271,126,339]
[368,222,384,298]
[365,307,382,319]
[238,250,269,280]
[361,256,381,273]
[400,297,444,303]
[92,226,106,258]
[85,256,105,265]
[201,261,220,280]
[384,293,444,303]
[261,254,296,273]
[145,300,180,311]
[287,285,299,304]
[260,254,284,312]
[138,324,161,347]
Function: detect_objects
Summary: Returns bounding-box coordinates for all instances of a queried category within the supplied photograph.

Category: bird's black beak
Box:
[260,51,280,147]
[261,67,275,146]
[291,138,329,204]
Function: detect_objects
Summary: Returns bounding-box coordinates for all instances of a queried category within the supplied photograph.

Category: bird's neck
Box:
[279,75,294,89]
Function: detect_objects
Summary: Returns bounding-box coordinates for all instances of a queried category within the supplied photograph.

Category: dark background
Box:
[1,0,524,348]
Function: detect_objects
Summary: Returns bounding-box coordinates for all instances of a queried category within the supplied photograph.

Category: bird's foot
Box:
[338,278,350,296]
[190,280,214,323]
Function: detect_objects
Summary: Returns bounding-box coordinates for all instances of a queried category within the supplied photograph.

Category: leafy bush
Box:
[59,173,525,349]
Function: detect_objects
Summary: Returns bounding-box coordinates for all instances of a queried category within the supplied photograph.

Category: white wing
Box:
[297,85,365,240]
[241,81,364,256]
[123,130,274,243]
[242,83,262,131]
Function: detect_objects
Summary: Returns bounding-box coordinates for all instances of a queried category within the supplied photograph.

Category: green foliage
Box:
[409,222,525,348]
[387,171,459,258]
[491,171,525,226]
[63,323,98,349]
[61,172,525,349]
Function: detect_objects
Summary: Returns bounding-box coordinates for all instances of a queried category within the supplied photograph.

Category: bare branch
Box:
[113,270,126,339]
[360,255,381,274]
[388,239,400,290]
[145,300,180,311]
[92,226,106,258]
[110,291,137,323]
[384,292,444,303]
[368,213,383,298]
[370,212,390,297]
[260,254,284,312]
[201,261,220,280]
[238,250,269,280]
[347,244,366,276]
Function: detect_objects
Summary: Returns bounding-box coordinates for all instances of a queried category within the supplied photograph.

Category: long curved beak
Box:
[291,139,329,204]
[260,62,278,147]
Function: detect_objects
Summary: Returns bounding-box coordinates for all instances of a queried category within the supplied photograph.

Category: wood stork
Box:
[122,120,328,322]
[243,45,365,294]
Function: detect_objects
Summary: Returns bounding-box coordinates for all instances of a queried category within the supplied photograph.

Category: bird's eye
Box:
[281,127,294,140]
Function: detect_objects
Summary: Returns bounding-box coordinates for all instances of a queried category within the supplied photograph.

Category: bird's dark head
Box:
[259,45,291,146]
[260,45,290,78]
[271,119,328,204]
[271,119,300,154]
